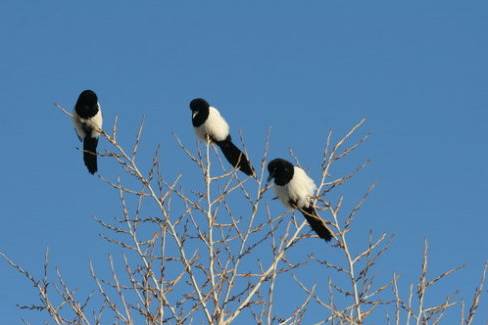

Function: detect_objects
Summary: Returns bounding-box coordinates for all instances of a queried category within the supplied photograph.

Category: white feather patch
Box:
[273,166,316,209]
[194,106,230,142]
[73,112,85,140]
[73,103,103,139]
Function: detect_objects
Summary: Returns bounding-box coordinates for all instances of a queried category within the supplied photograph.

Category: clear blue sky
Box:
[1,0,487,323]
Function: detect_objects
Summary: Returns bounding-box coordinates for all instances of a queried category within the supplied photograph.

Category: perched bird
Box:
[73,89,103,174]
[267,158,334,241]
[189,98,254,176]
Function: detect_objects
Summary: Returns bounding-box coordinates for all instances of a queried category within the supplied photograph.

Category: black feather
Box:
[83,137,98,175]
[300,205,334,241]
[75,90,99,118]
[216,136,254,176]
[189,98,210,127]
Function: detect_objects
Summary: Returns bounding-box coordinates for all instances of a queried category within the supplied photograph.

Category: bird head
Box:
[267,158,294,186]
[78,89,98,107]
[189,98,211,126]
[189,98,209,112]
[75,89,99,118]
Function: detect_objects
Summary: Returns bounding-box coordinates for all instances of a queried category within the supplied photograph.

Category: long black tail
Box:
[300,205,334,241]
[216,136,254,176]
[83,137,99,175]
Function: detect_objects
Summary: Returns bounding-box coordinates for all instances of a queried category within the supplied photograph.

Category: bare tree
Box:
[1,105,486,324]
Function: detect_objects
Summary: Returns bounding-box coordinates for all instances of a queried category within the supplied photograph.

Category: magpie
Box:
[267,158,334,241]
[189,98,254,176]
[73,89,103,174]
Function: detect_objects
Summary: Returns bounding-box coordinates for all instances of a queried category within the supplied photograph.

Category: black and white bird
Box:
[73,89,103,174]
[267,158,334,241]
[189,98,254,176]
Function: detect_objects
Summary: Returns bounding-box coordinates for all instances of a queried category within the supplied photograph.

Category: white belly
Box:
[73,106,103,139]
[273,166,317,209]
[194,106,229,142]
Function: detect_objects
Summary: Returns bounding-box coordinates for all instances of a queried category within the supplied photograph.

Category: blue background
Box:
[1,0,487,323]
